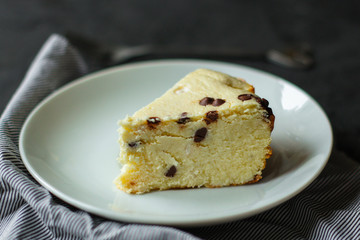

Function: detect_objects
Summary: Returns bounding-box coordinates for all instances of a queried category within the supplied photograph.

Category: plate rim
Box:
[19,59,333,226]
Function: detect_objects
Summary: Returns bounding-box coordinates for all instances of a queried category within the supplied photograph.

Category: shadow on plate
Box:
[261,142,312,183]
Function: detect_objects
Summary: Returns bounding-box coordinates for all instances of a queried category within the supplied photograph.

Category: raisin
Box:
[238,94,253,101]
[165,165,177,177]
[147,117,161,129]
[177,112,190,124]
[261,98,269,107]
[204,111,218,124]
[199,97,214,106]
[212,98,225,106]
[128,141,141,148]
[194,127,208,142]
[147,117,161,124]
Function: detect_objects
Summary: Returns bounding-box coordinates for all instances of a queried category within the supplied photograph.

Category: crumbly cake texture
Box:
[115,69,275,194]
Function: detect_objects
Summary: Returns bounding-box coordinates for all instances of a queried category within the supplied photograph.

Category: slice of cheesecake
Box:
[115,69,275,194]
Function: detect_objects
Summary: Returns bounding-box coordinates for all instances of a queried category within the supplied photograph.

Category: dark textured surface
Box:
[1,0,359,162]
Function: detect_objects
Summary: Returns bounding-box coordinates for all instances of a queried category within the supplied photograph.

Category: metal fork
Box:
[66,32,314,70]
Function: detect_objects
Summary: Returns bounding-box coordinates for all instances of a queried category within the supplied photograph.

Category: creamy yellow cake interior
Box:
[114,69,275,194]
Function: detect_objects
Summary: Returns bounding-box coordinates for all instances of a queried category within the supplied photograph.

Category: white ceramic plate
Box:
[19,60,333,226]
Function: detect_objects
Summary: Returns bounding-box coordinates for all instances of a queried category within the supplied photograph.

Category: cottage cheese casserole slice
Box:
[114,69,275,194]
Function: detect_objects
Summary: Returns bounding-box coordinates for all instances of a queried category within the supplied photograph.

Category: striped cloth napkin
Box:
[1,34,360,240]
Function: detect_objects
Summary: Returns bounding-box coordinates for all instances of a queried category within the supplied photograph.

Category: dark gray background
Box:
[1,0,359,161]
